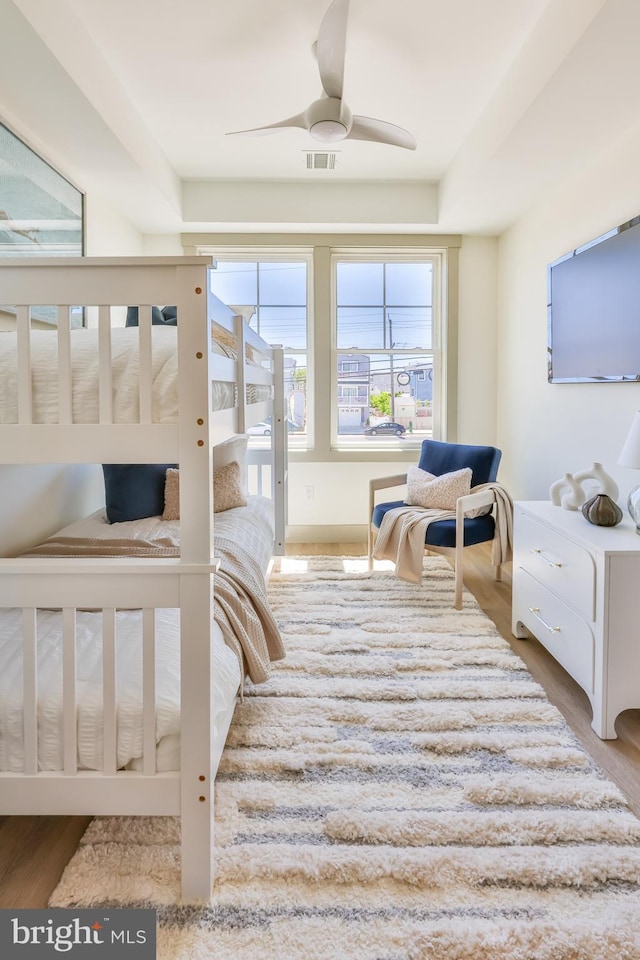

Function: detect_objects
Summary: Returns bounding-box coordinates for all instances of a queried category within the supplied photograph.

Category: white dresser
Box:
[512,500,640,739]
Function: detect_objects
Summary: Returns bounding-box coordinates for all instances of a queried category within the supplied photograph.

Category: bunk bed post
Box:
[272,346,287,554]
[175,261,216,902]
[234,313,247,435]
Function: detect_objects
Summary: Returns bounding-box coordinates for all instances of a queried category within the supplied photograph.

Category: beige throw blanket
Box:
[19,535,284,685]
[373,482,513,584]
[213,536,285,685]
[19,536,181,557]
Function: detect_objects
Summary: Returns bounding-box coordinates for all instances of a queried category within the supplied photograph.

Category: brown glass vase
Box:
[581,493,623,527]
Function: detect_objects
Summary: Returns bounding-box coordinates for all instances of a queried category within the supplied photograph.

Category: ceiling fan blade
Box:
[316,0,350,100]
[226,113,307,136]
[347,115,417,150]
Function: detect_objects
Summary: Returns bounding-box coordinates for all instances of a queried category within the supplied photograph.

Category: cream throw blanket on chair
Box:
[373,482,514,584]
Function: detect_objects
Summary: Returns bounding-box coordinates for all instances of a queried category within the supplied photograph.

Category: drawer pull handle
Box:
[529,548,562,568]
[529,606,561,633]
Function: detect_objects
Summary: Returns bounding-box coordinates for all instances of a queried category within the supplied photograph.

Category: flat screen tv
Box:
[547,215,640,382]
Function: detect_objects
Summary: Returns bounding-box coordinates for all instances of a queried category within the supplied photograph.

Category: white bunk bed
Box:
[0,256,288,902]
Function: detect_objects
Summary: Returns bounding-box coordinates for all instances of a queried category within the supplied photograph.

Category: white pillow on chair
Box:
[405,466,472,510]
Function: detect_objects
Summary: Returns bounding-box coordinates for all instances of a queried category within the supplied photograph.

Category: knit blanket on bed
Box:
[19,536,181,557]
[18,535,285,685]
[212,536,285,685]
[373,482,514,584]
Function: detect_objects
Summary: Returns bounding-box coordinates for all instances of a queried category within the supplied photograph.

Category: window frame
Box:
[189,233,459,463]
[196,246,314,448]
[330,248,445,451]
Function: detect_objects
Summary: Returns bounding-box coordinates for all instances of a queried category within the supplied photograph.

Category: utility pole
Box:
[388,311,395,420]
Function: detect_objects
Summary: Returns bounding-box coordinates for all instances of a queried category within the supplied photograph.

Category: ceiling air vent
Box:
[305,151,338,170]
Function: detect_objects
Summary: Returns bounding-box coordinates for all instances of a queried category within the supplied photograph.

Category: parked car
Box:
[247,421,273,436]
[247,418,299,436]
[364,421,407,436]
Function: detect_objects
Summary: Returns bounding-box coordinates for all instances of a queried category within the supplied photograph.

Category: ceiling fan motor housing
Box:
[306,97,352,142]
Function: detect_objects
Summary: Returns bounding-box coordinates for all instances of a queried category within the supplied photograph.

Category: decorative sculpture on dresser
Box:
[550,462,619,510]
[549,472,586,510]
[573,462,619,502]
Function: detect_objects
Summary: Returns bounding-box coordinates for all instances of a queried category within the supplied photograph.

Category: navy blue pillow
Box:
[125,306,173,327]
[161,305,177,324]
[102,463,177,523]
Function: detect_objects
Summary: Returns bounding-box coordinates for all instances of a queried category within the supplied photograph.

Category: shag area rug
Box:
[51,556,640,959]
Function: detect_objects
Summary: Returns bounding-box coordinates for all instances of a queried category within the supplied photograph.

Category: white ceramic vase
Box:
[549,472,586,510]
[573,462,619,502]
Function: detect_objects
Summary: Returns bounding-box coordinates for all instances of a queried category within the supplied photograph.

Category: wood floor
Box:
[2,542,640,909]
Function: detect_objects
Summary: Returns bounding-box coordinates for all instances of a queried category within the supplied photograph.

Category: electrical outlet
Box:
[304,484,314,500]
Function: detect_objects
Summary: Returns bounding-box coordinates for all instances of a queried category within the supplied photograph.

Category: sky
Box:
[209,259,433,353]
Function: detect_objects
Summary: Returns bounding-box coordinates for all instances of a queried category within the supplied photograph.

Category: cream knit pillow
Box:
[162,460,247,520]
[163,468,180,521]
[405,465,472,510]
[212,460,247,513]
[213,434,249,496]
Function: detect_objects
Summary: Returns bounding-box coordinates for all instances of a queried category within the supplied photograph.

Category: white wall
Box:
[0,464,104,557]
[143,234,185,256]
[457,236,499,445]
[497,122,640,505]
[85,193,144,255]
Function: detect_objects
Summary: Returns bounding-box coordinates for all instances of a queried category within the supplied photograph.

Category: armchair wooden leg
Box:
[454,530,464,609]
[454,564,463,610]
[367,524,374,571]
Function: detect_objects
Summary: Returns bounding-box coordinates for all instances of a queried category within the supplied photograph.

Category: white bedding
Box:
[0,327,269,423]
[53,494,275,574]
[0,497,275,772]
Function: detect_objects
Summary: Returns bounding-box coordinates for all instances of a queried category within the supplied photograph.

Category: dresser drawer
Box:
[514,509,596,620]
[513,567,595,694]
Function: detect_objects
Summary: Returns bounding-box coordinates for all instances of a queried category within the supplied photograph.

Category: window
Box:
[208,255,311,447]
[339,385,359,399]
[195,237,453,456]
[333,254,439,445]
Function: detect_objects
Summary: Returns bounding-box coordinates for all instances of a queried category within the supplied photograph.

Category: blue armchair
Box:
[368,439,503,609]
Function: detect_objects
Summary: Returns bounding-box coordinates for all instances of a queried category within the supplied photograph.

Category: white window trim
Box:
[186,233,459,462]
[330,248,446,450]
[195,245,314,448]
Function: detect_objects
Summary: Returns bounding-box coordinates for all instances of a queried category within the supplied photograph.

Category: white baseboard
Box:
[286,524,368,544]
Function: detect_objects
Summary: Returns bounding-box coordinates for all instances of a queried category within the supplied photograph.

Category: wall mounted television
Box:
[547,214,640,383]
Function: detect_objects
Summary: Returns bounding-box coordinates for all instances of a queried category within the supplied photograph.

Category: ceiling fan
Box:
[226,0,416,150]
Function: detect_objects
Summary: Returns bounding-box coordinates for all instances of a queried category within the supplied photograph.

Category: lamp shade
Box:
[618,412,640,469]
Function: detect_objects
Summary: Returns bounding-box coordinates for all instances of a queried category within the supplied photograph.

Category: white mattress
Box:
[0,327,270,423]
[0,497,275,772]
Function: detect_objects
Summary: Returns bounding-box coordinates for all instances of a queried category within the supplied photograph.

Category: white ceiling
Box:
[3,0,640,235]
